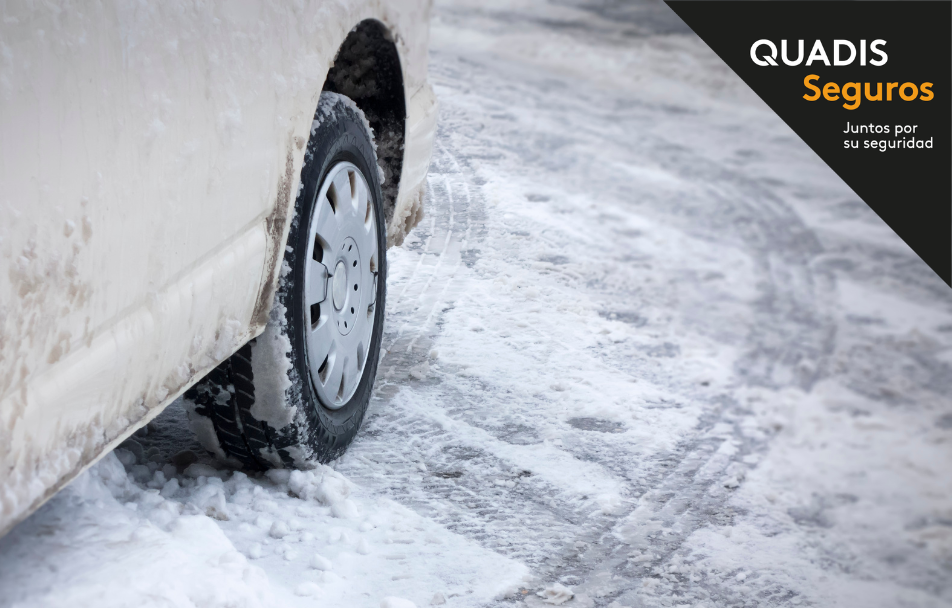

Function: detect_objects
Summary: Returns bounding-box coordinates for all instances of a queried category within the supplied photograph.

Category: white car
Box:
[0,0,437,536]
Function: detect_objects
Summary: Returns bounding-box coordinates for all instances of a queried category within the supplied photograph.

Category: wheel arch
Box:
[322,19,408,231]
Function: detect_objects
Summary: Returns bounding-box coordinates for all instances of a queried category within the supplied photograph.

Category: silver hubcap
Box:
[303,162,378,409]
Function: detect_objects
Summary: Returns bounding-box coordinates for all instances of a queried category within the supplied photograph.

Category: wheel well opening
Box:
[323,20,406,229]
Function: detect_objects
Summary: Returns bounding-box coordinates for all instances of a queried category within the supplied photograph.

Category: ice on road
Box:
[2,1,951,607]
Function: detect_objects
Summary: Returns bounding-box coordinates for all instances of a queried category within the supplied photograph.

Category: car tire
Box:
[184,91,387,469]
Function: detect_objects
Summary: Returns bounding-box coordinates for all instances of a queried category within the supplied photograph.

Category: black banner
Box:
[665,1,951,286]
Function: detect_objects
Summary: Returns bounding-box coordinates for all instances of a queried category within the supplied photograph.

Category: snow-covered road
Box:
[2,1,951,607]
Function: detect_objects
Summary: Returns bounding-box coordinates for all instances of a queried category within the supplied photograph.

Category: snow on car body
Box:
[0,0,437,536]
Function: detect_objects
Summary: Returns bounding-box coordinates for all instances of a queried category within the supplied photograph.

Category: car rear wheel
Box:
[184,92,387,469]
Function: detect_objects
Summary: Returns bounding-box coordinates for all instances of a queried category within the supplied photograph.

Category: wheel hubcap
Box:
[302,162,378,409]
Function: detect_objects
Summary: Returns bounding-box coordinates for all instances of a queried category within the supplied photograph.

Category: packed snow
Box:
[2,0,951,607]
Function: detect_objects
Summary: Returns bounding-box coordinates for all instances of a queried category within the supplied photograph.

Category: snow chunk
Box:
[356,537,372,555]
[265,468,291,485]
[114,448,136,467]
[269,521,290,539]
[381,597,417,608]
[409,361,430,380]
[288,468,359,519]
[188,479,229,520]
[295,582,324,597]
[537,583,574,605]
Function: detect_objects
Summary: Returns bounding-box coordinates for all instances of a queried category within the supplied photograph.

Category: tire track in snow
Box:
[419,13,862,606]
[343,120,768,603]
[342,28,840,607]
[346,138,618,569]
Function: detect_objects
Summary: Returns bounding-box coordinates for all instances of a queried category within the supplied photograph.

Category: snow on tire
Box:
[185,92,387,469]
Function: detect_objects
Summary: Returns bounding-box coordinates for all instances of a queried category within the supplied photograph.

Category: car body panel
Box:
[0,0,436,536]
